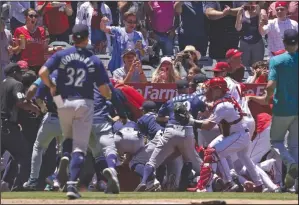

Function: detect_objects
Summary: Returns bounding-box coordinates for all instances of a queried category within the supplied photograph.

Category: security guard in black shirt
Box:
[1,63,40,191]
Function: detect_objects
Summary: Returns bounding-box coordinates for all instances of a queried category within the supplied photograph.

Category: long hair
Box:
[151,61,180,83]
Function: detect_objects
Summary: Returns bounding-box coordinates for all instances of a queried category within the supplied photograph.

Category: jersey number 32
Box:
[65,67,86,87]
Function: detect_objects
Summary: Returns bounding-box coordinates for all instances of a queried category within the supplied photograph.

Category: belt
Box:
[50,113,58,118]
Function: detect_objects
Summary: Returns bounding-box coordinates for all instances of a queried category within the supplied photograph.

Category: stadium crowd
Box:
[0,1,298,198]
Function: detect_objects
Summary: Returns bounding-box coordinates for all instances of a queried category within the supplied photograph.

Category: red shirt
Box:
[91,9,103,30]
[14,26,46,66]
[38,1,70,35]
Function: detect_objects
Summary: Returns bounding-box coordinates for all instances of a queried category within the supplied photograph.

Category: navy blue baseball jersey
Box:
[137,112,164,140]
[113,121,139,134]
[44,46,109,100]
[35,70,58,113]
[93,83,127,124]
[158,93,206,125]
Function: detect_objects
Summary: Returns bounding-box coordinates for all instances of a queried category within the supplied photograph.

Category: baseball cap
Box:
[4,63,22,75]
[160,56,172,64]
[212,62,230,72]
[225,49,243,59]
[141,101,157,112]
[275,1,288,8]
[72,24,89,40]
[192,74,208,85]
[121,48,136,57]
[283,29,298,45]
[176,79,189,90]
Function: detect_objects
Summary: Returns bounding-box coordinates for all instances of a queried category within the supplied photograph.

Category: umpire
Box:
[1,63,40,191]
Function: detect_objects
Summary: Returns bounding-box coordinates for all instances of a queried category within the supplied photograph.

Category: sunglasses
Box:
[28,14,38,18]
[276,8,286,12]
[126,20,137,25]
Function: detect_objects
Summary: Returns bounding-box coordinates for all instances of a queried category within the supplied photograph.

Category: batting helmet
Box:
[204,77,229,92]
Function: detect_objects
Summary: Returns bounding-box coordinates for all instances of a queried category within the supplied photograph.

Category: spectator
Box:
[204,1,243,60]
[175,45,202,73]
[13,9,63,75]
[212,62,230,78]
[76,1,112,54]
[37,1,73,43]
[101,11,147,73]
[187,67,202,85]
[9,2,32,34]
[268,1,298,22]
[118,2,145,27]
[113,48,147,84]
[255,29,298,189]
[175,1,208,56]
[145,1,177,56]
[226,48,246,82]
[0,18,13,78]
[235,2,265,68]
[259,1,298,57]
[246,60,269,83]
[151,56,180,83]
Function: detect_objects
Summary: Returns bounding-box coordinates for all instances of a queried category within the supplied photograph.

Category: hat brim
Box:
[232,52,243,58]
[212,68,225,72]
[122,51,137,57]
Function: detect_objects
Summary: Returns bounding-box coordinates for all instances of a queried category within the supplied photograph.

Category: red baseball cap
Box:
[212,62,230,72]
[17,60,29,71]
[225,49,243,59]
[272,49,286,56]
[275,1,288,8]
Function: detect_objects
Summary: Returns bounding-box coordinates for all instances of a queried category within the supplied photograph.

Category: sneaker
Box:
[57,156,69,188]
[23,178,38,191]
[145,178,161,192]
[285,163,298,189]
[223,181,239,192]
[66,181,81,200]
[103,168,120,194]
[134,183,146,192]
[45,174,60,191]
[212,177,225,192]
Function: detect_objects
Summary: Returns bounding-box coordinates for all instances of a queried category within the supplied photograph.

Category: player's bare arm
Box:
[39,66,56,90]
[98,84,112,100]
[189,118,217,131]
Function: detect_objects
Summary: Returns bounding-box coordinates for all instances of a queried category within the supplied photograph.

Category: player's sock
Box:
[141,164,154,184]
[106,154,117,169]
[94,156,108,182]
[132,163,145,178]
[62,139,72,159]
[156,165,166,185]
[69,152,85,182]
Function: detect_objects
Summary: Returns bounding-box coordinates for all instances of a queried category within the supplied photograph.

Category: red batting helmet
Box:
[204,77,229,92]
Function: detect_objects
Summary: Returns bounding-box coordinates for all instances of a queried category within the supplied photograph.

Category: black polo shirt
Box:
[1,77,26,123]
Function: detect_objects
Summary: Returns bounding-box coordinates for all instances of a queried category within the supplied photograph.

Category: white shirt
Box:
[75,2,112,44]
[9,2,32,24]
[225,76,242,105]
[263,18,298,55]
[208,95,247,135]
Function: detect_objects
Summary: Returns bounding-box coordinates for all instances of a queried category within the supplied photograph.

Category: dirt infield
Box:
[2,199,298,204]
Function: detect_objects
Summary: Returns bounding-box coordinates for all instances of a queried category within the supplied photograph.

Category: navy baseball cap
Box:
[192,74,208,85]
[4,63,22,75]
[176,79,189,90]
[72,24,89,40]
[283,29,298,45]
[141,101,157,112]
[122,48,136,58]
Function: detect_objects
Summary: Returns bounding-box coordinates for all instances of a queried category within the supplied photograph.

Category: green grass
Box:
[1,192,298,200]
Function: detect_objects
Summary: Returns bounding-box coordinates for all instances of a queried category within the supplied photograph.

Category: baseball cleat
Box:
[23,178,38,191]
[285,163,298,189]
[57,156,69,188]
[223,181,239,192]
[134,183,146,192]
[212,176,225,192]
[103,168,120,194]
[145,178,161,192]
[66,181,81,200]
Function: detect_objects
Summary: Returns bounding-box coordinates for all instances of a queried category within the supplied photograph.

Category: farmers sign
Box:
[127,83,267,102]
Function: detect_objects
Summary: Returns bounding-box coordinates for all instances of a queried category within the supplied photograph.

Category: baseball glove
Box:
[173,102,190,126]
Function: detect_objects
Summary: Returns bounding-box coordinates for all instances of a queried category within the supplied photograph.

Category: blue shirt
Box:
[137,112,164,140]
[108,27,146,73]
[35,71,58,114]
[158,93,206,125]
[44,46,109,100]
[268,51,298,116]
[93,83,127,124]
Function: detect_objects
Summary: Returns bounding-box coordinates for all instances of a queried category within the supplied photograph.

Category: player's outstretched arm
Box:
[189,118,216,131]
[98,84,112,101]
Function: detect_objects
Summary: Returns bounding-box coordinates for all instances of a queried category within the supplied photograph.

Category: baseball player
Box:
[88,83,127,194]
[23,70,63,191]
[38,24,112,199]
[135,79,205,192]
[177,77,263,192]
